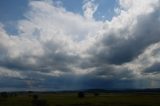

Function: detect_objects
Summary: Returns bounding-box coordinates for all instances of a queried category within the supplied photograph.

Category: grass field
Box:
[0,92,160,106]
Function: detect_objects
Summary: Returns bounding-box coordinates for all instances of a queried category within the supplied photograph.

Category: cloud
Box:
[83,0,98,20]
[144,62,160,74]
[0,0,160,90]
[88,0,160,65]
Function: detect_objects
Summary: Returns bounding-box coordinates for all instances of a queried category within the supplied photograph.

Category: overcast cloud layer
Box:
[0,0,160,91]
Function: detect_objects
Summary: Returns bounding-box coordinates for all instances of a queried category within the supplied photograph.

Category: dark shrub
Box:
[32,94,48,106]
[78,92,85,98]
[94,92,99,96]
[33,94,38,100]
[28,91,33,94]
[0,92,8,98]
[32,99,48,106]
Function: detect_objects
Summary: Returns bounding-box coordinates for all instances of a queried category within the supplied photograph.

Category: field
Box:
[0,92,160,106]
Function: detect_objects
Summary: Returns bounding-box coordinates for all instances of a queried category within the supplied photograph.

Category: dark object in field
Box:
[32,99,48,106]
[93,92,99,96]
[78,92,85,98]
[32,94,39,100]
[32,94,48,106]
[0,92,8,98]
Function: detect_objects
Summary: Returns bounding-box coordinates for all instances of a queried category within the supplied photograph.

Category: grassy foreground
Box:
[0,92,160,106]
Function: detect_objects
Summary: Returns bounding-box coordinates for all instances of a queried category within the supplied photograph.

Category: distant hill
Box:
[1,88,160,93]
[84,88,160,93]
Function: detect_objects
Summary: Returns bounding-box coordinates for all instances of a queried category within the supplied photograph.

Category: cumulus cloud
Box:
[0,0,160,90]
[89,9,160,65]
[83,0,98,20]
[144,62,160,74]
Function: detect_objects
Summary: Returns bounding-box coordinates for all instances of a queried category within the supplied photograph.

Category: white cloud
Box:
[83,0,98,20]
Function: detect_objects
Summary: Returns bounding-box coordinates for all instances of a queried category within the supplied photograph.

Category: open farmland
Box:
[0,92,160,106]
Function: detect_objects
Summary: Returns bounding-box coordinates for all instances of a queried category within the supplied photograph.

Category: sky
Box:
[0,0,160,91]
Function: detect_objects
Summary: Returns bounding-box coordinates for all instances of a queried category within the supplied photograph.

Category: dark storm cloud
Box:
[0,77,29,90]
[86,64,136,81]
[0,38,79,73]
[89,7,160,65]
[144,62,160,74]
[36,41,80,72]
[0,50,79,73]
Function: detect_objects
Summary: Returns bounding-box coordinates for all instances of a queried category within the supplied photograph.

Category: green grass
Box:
[0,92,160,106]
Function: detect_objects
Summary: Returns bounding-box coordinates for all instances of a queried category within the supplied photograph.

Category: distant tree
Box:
[0,92,8,98]
[28,91,33,94]
[32,99,48,106]
[78,92,85,98]
[93,92,99,96]
[32,94,39,100]
[32,94,48,106]
[13,93,17,97]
